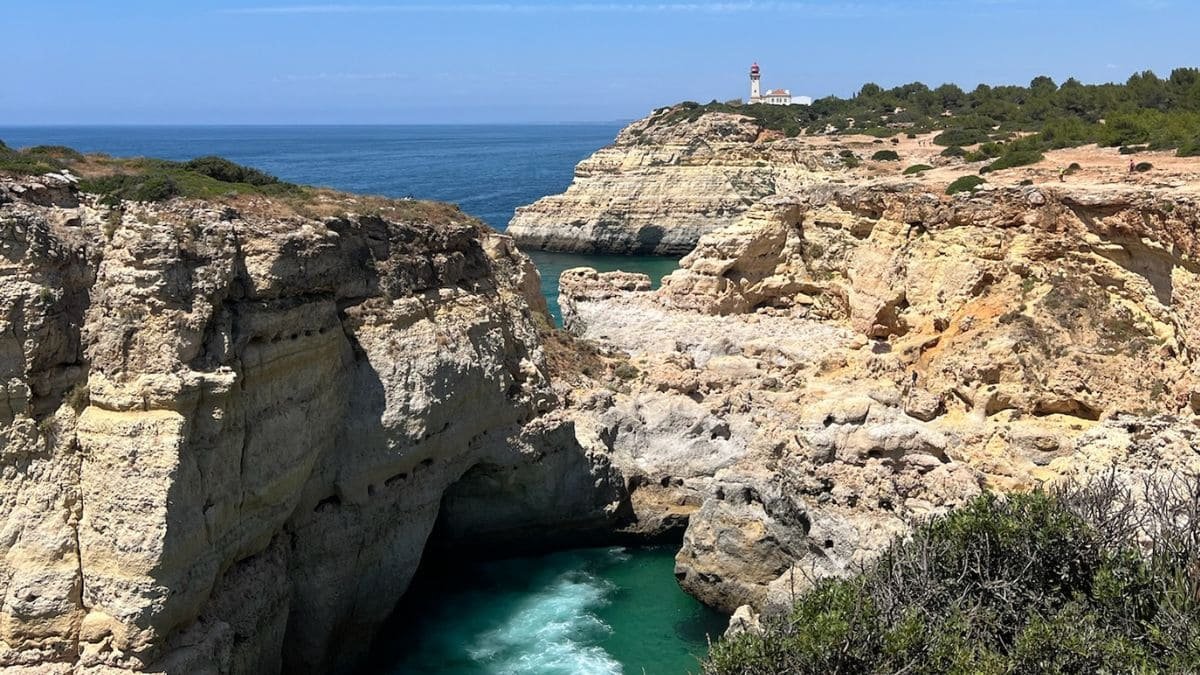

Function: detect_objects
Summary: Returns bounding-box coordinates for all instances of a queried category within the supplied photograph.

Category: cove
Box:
[528,251,681,326]
[365,546,728,674]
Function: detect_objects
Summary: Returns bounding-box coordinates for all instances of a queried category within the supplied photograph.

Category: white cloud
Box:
[222,2,876,16]
[274,72,415,82]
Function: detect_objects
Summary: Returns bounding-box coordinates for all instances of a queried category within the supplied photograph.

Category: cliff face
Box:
[556,180,1200,616]
[0,175,625,673]
[507,111,844,255]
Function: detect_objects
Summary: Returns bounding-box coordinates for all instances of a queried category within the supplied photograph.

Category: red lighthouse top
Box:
[750,62,760,75]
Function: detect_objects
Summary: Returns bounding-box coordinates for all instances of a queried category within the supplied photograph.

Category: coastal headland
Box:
[1,68,1199,671]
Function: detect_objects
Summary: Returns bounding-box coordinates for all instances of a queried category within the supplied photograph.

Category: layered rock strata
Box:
[0,176,626,674]
[508,110,849,255]
[557,180,1200,617]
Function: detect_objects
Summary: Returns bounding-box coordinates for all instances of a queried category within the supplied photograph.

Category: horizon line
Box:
[0,120,637,129]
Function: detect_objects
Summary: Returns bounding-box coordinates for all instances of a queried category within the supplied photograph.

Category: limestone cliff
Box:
[507,110,848,255]
[556,179,1200,617]
[0,174,626,673]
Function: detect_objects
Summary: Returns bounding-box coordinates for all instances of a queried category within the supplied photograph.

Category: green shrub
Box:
[842,155,861,169]
[1136,162,1154,172]
[946,175,987,194]
[0,143,65,176]
[903,164,933,175]
[25,145,84,162]
[130,175,180,202]
[975,142,1006,159]
[183,156,281,186]
[871,150,900,161]
[1178,140,1200,157]
[704,486,1200,675]
[78,173,180,205]
[906,132,917,139]
[981,149,1044,173]
[940,145,967,158]
[933,128,991,147]
[613,363,639,380]
[1066,162,1083,175]
[1119,145,1148,154]
[838,149,855,158]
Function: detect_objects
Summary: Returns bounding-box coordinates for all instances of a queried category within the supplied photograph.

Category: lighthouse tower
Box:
[749,62,761,101]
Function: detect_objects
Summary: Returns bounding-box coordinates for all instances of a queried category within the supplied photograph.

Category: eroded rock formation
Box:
[0,175,626,673]
[507,111,848,255]
[556,179,1200,618]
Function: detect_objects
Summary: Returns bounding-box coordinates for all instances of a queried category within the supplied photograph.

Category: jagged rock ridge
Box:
[555,178,1200,618]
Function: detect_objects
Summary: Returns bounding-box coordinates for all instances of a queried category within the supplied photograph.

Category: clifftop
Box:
[508,102,1200,256]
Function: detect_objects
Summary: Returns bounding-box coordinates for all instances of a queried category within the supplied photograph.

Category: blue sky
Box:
[2,0,1194,124]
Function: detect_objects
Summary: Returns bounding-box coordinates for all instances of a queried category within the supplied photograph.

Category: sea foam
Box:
[467,571,620,674]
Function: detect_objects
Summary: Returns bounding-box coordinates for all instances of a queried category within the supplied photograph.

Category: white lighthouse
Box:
[747,62,809,106]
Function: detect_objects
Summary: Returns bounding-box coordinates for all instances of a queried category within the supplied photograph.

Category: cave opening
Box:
[356,464,727,674]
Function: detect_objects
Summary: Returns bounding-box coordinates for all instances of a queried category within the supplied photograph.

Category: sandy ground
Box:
[801,131,1200,196]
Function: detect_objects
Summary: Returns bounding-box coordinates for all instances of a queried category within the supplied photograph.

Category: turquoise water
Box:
[371,547,727,675]
[528,251,680,324]
[0,125,677,323]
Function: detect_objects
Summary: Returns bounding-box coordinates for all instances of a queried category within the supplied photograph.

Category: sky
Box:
[1,0,1195,124]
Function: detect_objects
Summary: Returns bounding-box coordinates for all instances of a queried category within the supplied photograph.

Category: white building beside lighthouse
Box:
[748,63,810,106]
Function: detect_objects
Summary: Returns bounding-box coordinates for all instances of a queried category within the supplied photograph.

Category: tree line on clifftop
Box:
[703,471,1200,674]
[656,67,1200,172]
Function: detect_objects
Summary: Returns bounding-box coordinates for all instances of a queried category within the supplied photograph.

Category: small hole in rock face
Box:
[822,414,834,428]
[660,476,672,488]
[315,495,341,512]
[823,539,835,549]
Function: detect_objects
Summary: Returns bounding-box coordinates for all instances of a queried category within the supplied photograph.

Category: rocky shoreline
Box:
[507,110,845,255]
[548,175,1200,624]
[2,109,1199,673]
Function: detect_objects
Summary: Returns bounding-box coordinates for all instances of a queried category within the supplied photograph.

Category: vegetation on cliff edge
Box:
[0,141,475,226]
[0,141,302,204]
[704,474,1200,674]
[654,68,1200,166]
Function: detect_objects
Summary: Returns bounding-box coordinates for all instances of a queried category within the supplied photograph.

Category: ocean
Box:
[0,125,718,673]
[369,547,727,675]
[0,125,679,323]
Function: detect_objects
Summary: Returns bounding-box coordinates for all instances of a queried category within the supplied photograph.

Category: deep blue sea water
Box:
[0,125,679,321]
[0,126,714,673]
